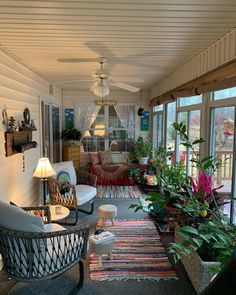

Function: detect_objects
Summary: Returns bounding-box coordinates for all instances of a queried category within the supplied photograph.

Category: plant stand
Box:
[175,226,220,294]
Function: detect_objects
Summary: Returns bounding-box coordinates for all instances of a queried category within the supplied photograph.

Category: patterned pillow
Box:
[99,150,113,165]
[89,152,100,165]
[57,171,71,184]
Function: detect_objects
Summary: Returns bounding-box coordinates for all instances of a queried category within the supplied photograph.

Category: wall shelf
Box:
[5,131,35,157]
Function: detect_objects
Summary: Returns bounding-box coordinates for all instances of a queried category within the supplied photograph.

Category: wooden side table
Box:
[49,205,70,222]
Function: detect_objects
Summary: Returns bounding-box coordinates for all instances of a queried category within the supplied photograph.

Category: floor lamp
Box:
[33,157,56,205]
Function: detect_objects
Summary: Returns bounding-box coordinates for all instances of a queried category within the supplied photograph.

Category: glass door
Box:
[41,101,61,163]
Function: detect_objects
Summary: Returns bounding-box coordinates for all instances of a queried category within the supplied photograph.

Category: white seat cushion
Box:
[75,184,97,205]
[52,161,77,185]
[44,223,66,232]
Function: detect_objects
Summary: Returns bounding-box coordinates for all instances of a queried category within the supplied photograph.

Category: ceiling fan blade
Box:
[109,80,140,92]
[110,77,144,83]
[57,57,101,63]
[54,79,94,84]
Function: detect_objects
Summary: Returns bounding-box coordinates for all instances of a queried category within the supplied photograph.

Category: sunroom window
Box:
[77,104,135,152]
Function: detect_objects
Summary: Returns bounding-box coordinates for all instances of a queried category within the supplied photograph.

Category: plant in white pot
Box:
[61,128,82,146]
[133,136,152,164]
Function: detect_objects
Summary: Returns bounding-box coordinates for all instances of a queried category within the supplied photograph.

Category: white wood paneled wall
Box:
[151,28,236,98]
[0,48,62,206]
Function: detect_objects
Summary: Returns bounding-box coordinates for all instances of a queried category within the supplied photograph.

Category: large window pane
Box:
[213,86,236,100]
[189,110,201,177]
[153,113,163,149]
[166,102,176,151]
[179,95,202,107]
[212,106,234,194]
[81,104,135,152]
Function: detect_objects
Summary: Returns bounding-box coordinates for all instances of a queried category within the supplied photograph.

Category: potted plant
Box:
[61,128,82,146]
[130,136,152,164]
[169,122,233,294]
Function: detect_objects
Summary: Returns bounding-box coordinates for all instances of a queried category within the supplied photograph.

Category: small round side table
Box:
[49,205,70,222]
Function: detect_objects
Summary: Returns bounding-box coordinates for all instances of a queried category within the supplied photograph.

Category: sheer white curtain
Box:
[114,104,135,139]
[77,104,101,138]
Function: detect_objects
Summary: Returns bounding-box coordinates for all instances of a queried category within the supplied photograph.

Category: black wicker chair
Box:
[0,206,92,294]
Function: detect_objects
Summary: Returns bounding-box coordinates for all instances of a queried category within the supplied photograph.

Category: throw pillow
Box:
[99,150,113,165]
[57,171,71,184]
[89,152,100,165]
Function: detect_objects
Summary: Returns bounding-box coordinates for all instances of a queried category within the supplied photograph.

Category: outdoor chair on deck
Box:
[48,161,97,225]
[0,200,92,294]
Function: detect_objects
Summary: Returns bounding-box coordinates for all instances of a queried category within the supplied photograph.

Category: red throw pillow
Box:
[89,152,100,165]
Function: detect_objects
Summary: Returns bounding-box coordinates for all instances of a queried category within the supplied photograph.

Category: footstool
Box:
[98,204,117,226]
[89,231,115,266]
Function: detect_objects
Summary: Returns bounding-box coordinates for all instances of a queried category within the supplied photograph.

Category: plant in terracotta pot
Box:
[61,128,82,146]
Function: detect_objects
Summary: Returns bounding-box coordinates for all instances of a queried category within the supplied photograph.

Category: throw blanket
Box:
[89,163,134,185]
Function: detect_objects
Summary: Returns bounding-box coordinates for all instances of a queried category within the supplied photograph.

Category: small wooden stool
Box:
[98,204,117,226]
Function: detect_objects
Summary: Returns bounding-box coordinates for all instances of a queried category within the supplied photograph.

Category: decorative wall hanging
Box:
[140,111,149,131]
[65,108,74,129]
[2,109,8,128]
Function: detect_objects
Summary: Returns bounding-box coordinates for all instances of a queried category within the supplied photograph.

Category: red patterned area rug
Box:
[97,185,143,199]
[89,219,178,281]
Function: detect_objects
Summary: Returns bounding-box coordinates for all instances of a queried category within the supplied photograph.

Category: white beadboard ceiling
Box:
[0,0,236,92]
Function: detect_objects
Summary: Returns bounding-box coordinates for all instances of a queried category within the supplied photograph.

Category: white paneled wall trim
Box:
[0,47,62,206]
[151,28,236,100]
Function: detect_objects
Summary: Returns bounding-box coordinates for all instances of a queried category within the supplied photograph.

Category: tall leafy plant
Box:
[170,122,234,271]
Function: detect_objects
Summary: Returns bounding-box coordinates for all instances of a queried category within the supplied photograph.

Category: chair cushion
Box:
[99,150,113,165]
[89,152,100,165]
[0,200,44,232]
[75,185,97,205]
[52,161,77,185]
[44,223,66,232]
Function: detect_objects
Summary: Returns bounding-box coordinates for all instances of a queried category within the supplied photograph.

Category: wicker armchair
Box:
[48,161,97,225]
[0,205,92,294]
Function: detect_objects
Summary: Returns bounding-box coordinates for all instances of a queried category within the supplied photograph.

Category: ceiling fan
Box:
[56,57,142,97]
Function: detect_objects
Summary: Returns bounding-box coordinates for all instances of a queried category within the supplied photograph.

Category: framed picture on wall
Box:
[65,108,74,129]
[140,111,149,131]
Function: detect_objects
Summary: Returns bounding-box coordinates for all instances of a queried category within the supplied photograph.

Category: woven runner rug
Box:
[97,185,143,199]
[89,219,177,281]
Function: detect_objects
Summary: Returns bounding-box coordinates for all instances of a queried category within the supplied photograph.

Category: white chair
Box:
[48,161,97,225]
[0,200,92,294]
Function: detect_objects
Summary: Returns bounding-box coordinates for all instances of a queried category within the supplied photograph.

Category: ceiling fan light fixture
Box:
[93,80,110,97]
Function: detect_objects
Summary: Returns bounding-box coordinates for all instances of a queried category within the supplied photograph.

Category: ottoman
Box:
[89,231,115,266]
[98,204,117,226]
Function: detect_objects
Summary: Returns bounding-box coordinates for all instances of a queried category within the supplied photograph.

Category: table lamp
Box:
[33,157,56,205]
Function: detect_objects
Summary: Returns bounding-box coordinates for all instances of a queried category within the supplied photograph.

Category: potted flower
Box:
[61,128,82,146]
[169,122,233,294]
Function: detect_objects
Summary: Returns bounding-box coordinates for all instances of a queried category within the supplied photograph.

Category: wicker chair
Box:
[48,161,97,225]
[0,205,92,294]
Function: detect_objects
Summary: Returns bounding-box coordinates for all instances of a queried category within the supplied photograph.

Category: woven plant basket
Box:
[175,225,220,294]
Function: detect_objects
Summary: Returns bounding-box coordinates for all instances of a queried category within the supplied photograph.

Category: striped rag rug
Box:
[97,185,143,199]
[89,219,177,281]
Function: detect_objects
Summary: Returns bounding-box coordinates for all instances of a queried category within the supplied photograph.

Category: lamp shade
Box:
[84,130,91,137]
[94,124,105,136]
[33,157,56,179]
[93,80,110,97]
